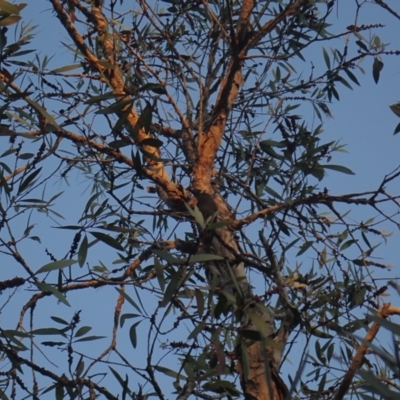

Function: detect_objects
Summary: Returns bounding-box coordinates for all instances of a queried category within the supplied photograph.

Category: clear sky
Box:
[2,1,400,398]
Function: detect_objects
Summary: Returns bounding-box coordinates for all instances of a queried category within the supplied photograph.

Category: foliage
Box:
[1,0,400,399]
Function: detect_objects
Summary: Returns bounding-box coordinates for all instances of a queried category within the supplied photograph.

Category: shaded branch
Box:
[0,340,118,400]
[231,191,400,230]
[333,303,398,400]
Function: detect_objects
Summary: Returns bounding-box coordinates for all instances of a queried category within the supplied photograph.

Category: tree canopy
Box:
[1,1,400,399]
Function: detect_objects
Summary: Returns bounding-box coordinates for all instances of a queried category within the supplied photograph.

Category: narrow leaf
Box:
[394,122,400,135]
[25,99,59,128]
[160,270,185,307]
[195,288,204,316]
[321,164,355,175]
[129,322,139,348]
[372,58,384,84]
[51,316,69,325]
[322,47,330,69]
[90,231,124,251]
[154,256,165,292]
[115,288,142,313]
[188,321,206,340]
[35,282,70,306]
[188,253,224,263]
[0,15,21,26]
[74,335,105,342]
[151,248,181,264]
[0,0,20,14]
[74,326,92,338]
[389,103,400,118]
[78,235,88,267]
[37,259,76,274]
[153,365,185,379]
[51,64,81,73]
[18,167,42,194]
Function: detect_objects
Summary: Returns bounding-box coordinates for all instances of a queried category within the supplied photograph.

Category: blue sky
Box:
[2,0,400,398]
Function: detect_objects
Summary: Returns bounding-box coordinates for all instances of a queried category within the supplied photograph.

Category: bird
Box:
[191,190,218,221]
[191,190,218,247]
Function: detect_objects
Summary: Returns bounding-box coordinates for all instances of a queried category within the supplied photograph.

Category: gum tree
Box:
[1,0,400,399]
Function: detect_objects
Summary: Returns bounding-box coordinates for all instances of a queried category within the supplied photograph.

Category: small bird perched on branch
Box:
[191,190,218,221]
[191,190,218,247]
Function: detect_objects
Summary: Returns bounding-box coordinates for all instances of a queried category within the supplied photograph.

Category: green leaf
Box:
[90,231,124,251]
[195,288,204,316]
[74,335,105,342]
[372,58,384,84]
[297,240,314,257]
[111,107,131,134]
[187,253,224,263]
[0,0,20,14]
[153,365,186,380]
[225,261,243,300]
[343,68,360,86]
[0,171,11,196]
[264,186,282,200]
[336,75,352,90]
[74,326,92,338]
[185,203,204,227]
[41,341,66,347]
[37,259,76,274]
[115,288,142,313]
[119,313,141,328]
[319,247,327,267]
[389,103,400,118]
[160,270,185,307]
[96,99,133,115]
[355,40,368,52]
[340,239,357,251]
[2,329,31,338]
[78,235,88,267]
[206,221,231,230]
[321,164,355,175]
[51,64,81,73]
[35,282,70,306]
[51,316,69,325]
[259,141,285,160]
[85,93,119,104]
[151,248,181,264]
[0,15,21,26]
[240,343,250,382]
[98,60,115,69]
[154,256,165,292]
[128,102,152,138]
[129,322,139,348]
[18,167,42,194]
[188,321,206,340]
[75,357,84,377]
[109,367,125,388]
[25,99,59,128]
[359,370,399,399]
[322,47,330,69]
[366,313,400,337]
[18,152,34,160]
[394,122,400,135]
[2,330,29,350]
[55,385,64,400]
[32,328,64,335]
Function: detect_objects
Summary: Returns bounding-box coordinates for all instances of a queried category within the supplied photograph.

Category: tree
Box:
[1,0,400,399]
